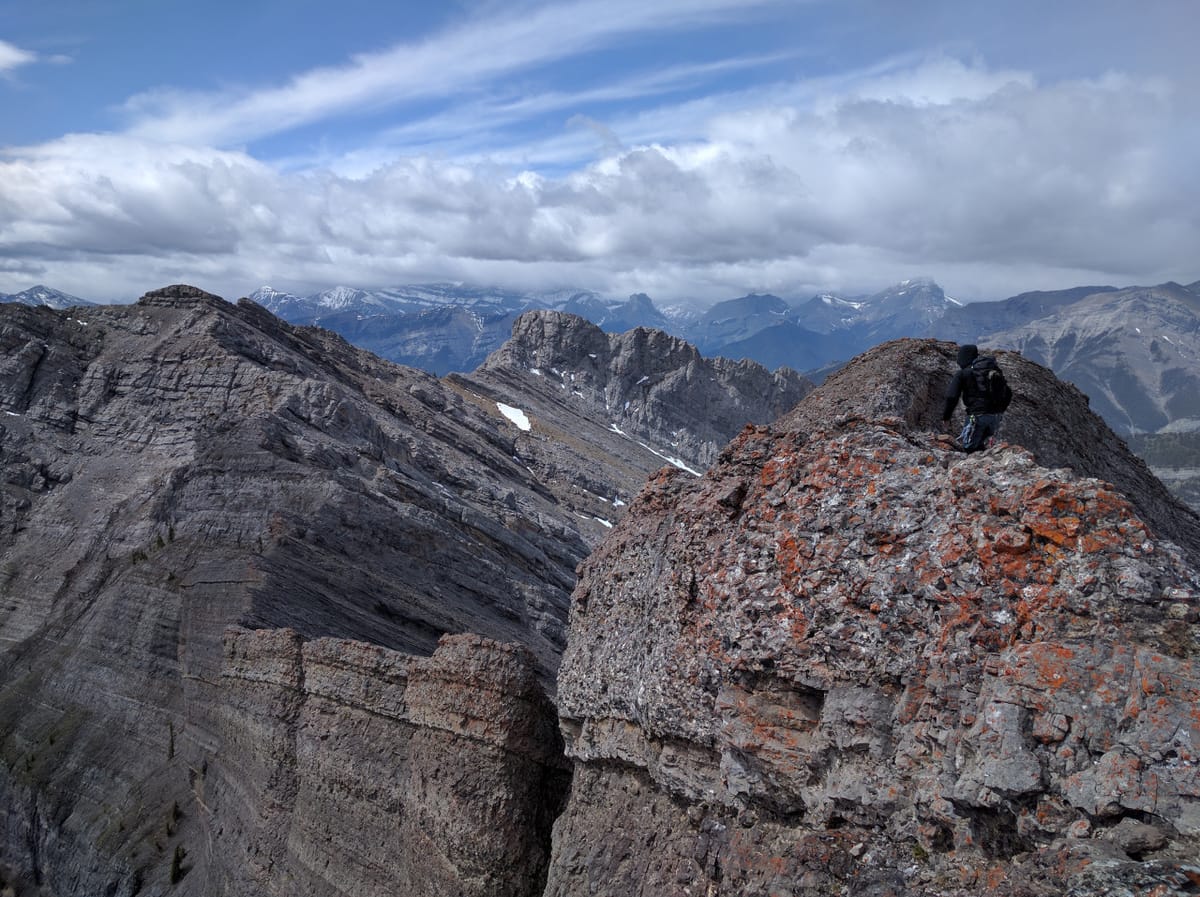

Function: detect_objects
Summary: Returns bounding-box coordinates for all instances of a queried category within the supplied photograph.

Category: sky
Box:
[1,0,1197,306]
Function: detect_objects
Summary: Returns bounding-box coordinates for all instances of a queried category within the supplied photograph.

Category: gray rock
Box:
[0,287,582,895]
[1104,818,1169,857]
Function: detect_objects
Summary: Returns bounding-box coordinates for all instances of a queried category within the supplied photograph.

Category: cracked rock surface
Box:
[549,341,1200,896]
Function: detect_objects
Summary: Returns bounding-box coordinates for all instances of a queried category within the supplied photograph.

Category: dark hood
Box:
[957,344,979,368]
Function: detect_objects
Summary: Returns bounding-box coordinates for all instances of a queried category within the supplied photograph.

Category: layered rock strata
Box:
[204,630,568,897]
[550,415,1200,895]
[0,287,583,895]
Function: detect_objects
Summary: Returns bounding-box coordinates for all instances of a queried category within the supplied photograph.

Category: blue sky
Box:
[1,0,1197,304]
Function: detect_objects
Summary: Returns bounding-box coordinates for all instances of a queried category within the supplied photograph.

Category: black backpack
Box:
[970,356,1012,412]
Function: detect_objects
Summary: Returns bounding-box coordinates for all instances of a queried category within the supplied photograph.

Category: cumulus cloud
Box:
[2,55,1197,303]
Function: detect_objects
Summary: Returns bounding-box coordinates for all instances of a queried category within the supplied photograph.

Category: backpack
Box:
[970,356,1012,412]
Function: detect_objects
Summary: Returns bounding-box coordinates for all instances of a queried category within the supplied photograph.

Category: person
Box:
[942,344,1012,452]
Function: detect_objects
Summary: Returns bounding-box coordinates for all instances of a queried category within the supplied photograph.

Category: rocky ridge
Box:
[469,310,811,470]
[0,286,807,896]
[442,311,811,534]
[548,340,1200,896]
[551,427,1200,896]
[0,286,587,896]
[0,285,582,675]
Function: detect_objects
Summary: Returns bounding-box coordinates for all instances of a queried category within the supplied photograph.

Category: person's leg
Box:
[976,413,1001,449]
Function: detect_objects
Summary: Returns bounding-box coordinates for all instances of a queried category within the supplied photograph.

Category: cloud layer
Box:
[1,2,1196,304]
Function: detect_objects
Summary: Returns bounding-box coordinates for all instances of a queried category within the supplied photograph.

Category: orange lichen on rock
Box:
[557,414,1200,897]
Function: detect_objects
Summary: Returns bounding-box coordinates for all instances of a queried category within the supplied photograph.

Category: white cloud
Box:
[2,55,1196,304]
[123,0,805,147]
[0,40,38,74]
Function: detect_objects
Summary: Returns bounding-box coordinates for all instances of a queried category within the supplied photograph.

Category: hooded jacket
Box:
[943,344,1006,420]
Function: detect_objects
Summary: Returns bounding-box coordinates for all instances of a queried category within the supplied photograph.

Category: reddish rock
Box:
[550,411,1200,895]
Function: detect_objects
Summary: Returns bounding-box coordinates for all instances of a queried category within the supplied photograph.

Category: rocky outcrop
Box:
[203,631,567,897]
[548,344,1200,895]
[780,338,1200,568]
[470,309,811,469]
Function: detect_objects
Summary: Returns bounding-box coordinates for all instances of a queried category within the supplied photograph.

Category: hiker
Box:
[942,344,1012,452]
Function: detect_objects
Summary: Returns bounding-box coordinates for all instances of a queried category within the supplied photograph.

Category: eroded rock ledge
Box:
[202,630,568,897]
[549,417,1200,896]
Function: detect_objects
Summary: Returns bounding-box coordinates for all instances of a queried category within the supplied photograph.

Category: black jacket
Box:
[943,356,1010,420]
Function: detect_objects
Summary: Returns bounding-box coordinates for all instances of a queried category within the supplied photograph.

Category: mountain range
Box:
[3,286,1199,895]
[8,275,1200,510]
[244,277,1200,441]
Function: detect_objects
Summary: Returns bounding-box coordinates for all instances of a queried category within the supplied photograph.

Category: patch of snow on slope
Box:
[497,403,531,431]
[638,441,702,477]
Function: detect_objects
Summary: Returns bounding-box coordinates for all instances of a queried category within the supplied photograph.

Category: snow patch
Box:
[636,375,650,385]
[613,499,627,507]
[593,517,614,529]
[638,441,702,477]
[530,368,542,376]
[496,403,531,431]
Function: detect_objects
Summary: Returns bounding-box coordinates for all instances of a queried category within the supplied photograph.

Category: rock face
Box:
[0,287,586,895]
[0,285,582,675]
[471,310,811,470]
[548,341,1200,895]
[206,630,567,897]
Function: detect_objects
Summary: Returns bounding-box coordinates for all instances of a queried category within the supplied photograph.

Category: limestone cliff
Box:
[206,630,567,897]
[548,341,1200,896]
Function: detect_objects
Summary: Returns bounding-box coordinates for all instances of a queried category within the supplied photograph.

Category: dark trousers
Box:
[959,413,1002,452]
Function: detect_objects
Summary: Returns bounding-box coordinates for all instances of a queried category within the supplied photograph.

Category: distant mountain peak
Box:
[0,284,94,309]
